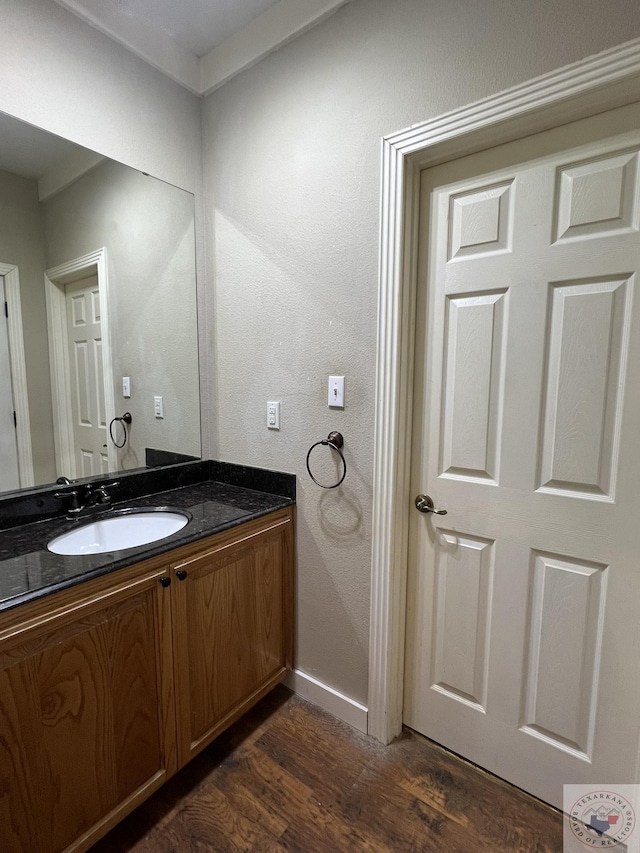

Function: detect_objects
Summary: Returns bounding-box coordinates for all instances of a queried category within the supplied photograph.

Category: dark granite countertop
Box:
[0,461,295,615]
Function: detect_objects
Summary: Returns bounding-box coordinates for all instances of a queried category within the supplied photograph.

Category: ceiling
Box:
[0,112,85,180]
[52,0,350,95]
[69,0,282,57]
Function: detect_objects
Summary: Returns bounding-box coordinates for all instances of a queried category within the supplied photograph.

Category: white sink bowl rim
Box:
[47,507,191,556]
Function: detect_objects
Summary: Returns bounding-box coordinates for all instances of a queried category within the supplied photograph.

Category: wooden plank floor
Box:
[90,686,563,852]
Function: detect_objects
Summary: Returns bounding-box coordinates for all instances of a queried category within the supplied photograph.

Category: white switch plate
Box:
[153,395,164,418]
[267,401,280,430]
[328,375,345,408]
[122,376,131,398]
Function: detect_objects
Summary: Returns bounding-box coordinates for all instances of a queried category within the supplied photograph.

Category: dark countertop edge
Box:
[0,498,293,616]
[207,460,296,500]
[0,459,296,531]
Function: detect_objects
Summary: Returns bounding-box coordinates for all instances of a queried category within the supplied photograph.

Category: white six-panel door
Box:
[65,275,109,478]
[404,104,640,808]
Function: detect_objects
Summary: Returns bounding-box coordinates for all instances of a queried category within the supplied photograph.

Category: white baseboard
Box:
[284,669,368,734]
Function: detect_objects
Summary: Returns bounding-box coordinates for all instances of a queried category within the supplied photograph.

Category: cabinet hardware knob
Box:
[176,570,188,581]
[159,576,171,588]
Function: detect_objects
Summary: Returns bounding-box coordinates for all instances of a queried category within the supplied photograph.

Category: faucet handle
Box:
[92,481,120,503]
[53,487,82,512]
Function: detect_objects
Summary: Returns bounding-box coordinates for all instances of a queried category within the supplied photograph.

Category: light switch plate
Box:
[267,401,280,430]
[153,395,164,418]
[122,376,131,398]
[328,375,345,408]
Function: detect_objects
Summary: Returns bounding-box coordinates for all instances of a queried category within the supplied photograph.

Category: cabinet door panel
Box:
[0,661,51,852]
[173,513,293,766]
[38,614,118,849]
[187,543,282,733]
[0,573,175,853]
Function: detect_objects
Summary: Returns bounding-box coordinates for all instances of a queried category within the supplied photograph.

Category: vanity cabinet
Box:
[0,506,293,853]
[171,508,293,766]
[0,564,176,853]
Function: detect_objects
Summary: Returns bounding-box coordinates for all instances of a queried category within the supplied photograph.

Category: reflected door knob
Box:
[414,494,447,515]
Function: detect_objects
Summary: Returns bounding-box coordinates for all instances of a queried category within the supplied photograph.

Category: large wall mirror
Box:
[0,111,201,495]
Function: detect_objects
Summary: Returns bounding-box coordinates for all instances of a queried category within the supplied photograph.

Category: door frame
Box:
[0,262,34,488]
[45,248,116,478]
[368,37,640,744]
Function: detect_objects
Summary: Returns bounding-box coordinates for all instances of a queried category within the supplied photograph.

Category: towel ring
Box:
[306,431,346,489]
[109,412,132,448]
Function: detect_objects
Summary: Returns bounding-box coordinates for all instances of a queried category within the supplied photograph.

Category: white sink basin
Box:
[48,509,190,555]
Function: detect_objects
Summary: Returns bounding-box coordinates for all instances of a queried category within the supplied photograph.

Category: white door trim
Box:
[0,262,34,488]
[45,248,116,478]
[369,36,640,744]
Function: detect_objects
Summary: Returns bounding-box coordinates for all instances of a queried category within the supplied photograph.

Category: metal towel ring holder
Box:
[306,431,346,489]
[109,412,132,448]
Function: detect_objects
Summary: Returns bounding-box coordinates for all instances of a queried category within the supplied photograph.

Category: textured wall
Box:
[0,170,55,486]
[0,0,200,193]
[202,0,640,705]
[43,160,200,471]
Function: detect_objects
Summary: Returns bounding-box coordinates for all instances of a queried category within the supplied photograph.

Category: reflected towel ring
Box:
[109,412,132,448]
[306,431,346,489]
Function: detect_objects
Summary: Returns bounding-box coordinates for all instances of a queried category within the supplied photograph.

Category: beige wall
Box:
[0,169,55,485]
[43,160,200,470]
[202,0,640,705]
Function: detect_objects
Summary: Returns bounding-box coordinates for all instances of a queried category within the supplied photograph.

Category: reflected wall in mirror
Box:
[0,111,200,495]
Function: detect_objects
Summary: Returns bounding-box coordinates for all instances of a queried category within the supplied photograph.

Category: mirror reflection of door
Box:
[0,275,19,490]
[65,275,109,478]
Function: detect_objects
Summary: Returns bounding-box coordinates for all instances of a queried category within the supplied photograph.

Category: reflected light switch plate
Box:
[267,401,280,430]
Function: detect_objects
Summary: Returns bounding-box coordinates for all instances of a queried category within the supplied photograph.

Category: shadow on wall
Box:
[318,487,364,540]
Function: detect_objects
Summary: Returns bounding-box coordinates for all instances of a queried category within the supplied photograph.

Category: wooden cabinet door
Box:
[0,567,176,853]
[172,509,293,766]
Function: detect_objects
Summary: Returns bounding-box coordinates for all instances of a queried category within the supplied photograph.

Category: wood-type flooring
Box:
[90,685,562,852]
